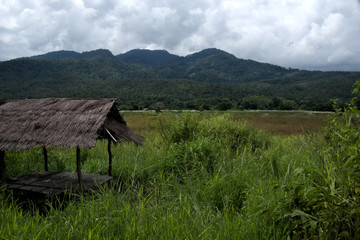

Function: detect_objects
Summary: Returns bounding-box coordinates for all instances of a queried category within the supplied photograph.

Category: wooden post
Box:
[43,146,48,171]
[108,139,112,176]
[76,147,83,192]
[0,150,5,181]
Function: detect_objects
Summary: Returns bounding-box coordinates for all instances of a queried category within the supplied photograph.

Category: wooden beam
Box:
[76,147,83,192]
[105,128,117,143]
[43,146,48,171]
[0,150,5,181]
[108,139,112,176]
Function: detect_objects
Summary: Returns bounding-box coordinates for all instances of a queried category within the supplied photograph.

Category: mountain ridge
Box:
[1,48,360,110]
[26,48,296,84]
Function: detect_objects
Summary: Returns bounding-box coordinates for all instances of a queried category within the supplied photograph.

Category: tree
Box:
[242,95,272,110]
[280,99,297,110]
[215,101,233,111]
[153,102,166,113]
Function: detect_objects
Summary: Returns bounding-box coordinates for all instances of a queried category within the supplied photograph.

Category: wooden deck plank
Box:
[40,188,68,195]
[6,171,112,196]
[17,185,47,192]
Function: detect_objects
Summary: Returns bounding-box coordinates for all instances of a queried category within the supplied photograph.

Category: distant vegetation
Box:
[1,48,360,111]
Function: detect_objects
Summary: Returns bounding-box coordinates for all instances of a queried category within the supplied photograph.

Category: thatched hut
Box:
[0,98,144,189]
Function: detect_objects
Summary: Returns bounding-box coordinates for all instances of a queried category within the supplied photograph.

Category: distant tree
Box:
[270,97,282,109]
[216,101,233,111]
[242,95,272,110]
[153,102,166,113]
[132,104,139,110]
[200,103,211,111]
[118,104,132,110]
[280,100,298,110]
[185,101,200,110]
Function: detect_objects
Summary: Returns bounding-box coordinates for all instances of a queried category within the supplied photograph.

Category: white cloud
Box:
[0,0,359,70]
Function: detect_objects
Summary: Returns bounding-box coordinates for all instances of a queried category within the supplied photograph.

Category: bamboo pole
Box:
[76,147,83,192]
[0,150,5,181]
[43,146,48,171]
[108,139,112,176]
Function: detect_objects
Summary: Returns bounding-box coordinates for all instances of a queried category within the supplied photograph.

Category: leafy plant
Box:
[275,81,360,238]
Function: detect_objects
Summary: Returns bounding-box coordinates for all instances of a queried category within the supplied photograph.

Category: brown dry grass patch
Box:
[230,111,330,135]
[122,110,331,136]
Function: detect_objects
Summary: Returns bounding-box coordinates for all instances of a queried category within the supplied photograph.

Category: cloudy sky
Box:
[1,0,360,71]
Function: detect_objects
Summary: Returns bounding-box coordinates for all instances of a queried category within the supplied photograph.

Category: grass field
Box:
[1,110,359,239]
[122,110,330,135]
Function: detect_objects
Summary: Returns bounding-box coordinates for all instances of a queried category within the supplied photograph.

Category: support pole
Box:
[0,150,5,182]
[76,147,83,192]
[43,146,48,171]
[108,139,112,176]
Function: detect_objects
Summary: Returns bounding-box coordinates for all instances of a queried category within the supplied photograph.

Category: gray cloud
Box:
[0,0,359,70]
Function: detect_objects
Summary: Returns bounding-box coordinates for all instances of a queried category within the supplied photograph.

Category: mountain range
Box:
[1,48,360,110]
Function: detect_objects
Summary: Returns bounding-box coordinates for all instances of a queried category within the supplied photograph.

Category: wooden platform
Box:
[6,171,112,196]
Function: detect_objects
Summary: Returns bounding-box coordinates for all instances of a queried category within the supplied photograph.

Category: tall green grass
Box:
[0,109,358,239]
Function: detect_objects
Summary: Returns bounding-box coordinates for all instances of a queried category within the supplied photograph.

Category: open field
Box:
[1,110,359,239]
[122,110,331,136]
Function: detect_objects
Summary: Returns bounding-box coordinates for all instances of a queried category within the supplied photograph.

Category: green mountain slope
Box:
[117,49,180,67]
[30,49,115,60]
[156,48,292,83]
[1,48,360,110]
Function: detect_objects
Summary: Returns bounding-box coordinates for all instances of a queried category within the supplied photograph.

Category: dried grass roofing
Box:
[0,98,144,151]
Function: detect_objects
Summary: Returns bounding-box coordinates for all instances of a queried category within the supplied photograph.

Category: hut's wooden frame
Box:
[0,150,5,180]
[0,98,144,188]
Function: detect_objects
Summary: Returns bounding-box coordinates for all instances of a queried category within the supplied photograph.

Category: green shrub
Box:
[274,81,360,238]
[160,113,270,180]
[167,137,216,176]
[201,174,247,212]
[163,113,269,151]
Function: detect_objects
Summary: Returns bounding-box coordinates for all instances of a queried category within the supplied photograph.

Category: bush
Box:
[275,81,360,238]
[201,174,247,212]
[163,113,269,151]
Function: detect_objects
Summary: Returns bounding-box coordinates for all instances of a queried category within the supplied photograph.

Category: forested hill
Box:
[1,48,360,111]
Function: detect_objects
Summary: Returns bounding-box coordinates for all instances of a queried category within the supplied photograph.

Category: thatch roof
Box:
[0,98,144,151]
